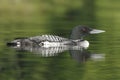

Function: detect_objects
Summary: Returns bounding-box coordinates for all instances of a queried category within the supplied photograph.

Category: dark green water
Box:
[0,0,120,80]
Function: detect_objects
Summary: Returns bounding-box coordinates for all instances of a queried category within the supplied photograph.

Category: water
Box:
[0,0,120,80]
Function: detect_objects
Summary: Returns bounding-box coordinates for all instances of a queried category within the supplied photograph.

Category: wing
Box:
[29,35,69,42]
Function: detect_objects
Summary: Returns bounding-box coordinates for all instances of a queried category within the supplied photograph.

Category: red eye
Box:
[82,28,86,32]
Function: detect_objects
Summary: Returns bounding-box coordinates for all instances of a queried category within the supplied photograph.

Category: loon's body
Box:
[7,25,105,48]
[7,35,89,48]
[30,35,89,47]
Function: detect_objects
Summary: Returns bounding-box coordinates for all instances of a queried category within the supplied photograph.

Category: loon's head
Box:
[71,25,105,39]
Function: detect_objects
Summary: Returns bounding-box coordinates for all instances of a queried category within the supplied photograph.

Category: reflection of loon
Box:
[69,49,105,63]
[7,25,105,48]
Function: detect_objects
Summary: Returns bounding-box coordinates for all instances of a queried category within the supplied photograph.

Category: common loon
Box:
[6,25,105,48]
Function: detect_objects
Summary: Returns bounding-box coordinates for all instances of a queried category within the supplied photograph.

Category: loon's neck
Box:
[70,27,84,40]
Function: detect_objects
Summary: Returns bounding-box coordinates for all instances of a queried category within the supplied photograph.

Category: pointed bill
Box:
[90,29,105,34]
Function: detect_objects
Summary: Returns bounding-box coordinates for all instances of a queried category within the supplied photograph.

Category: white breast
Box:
[79,40,89,48]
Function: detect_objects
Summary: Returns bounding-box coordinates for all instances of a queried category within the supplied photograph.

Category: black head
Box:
[79,26,93,34]
[70,25,105,39]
